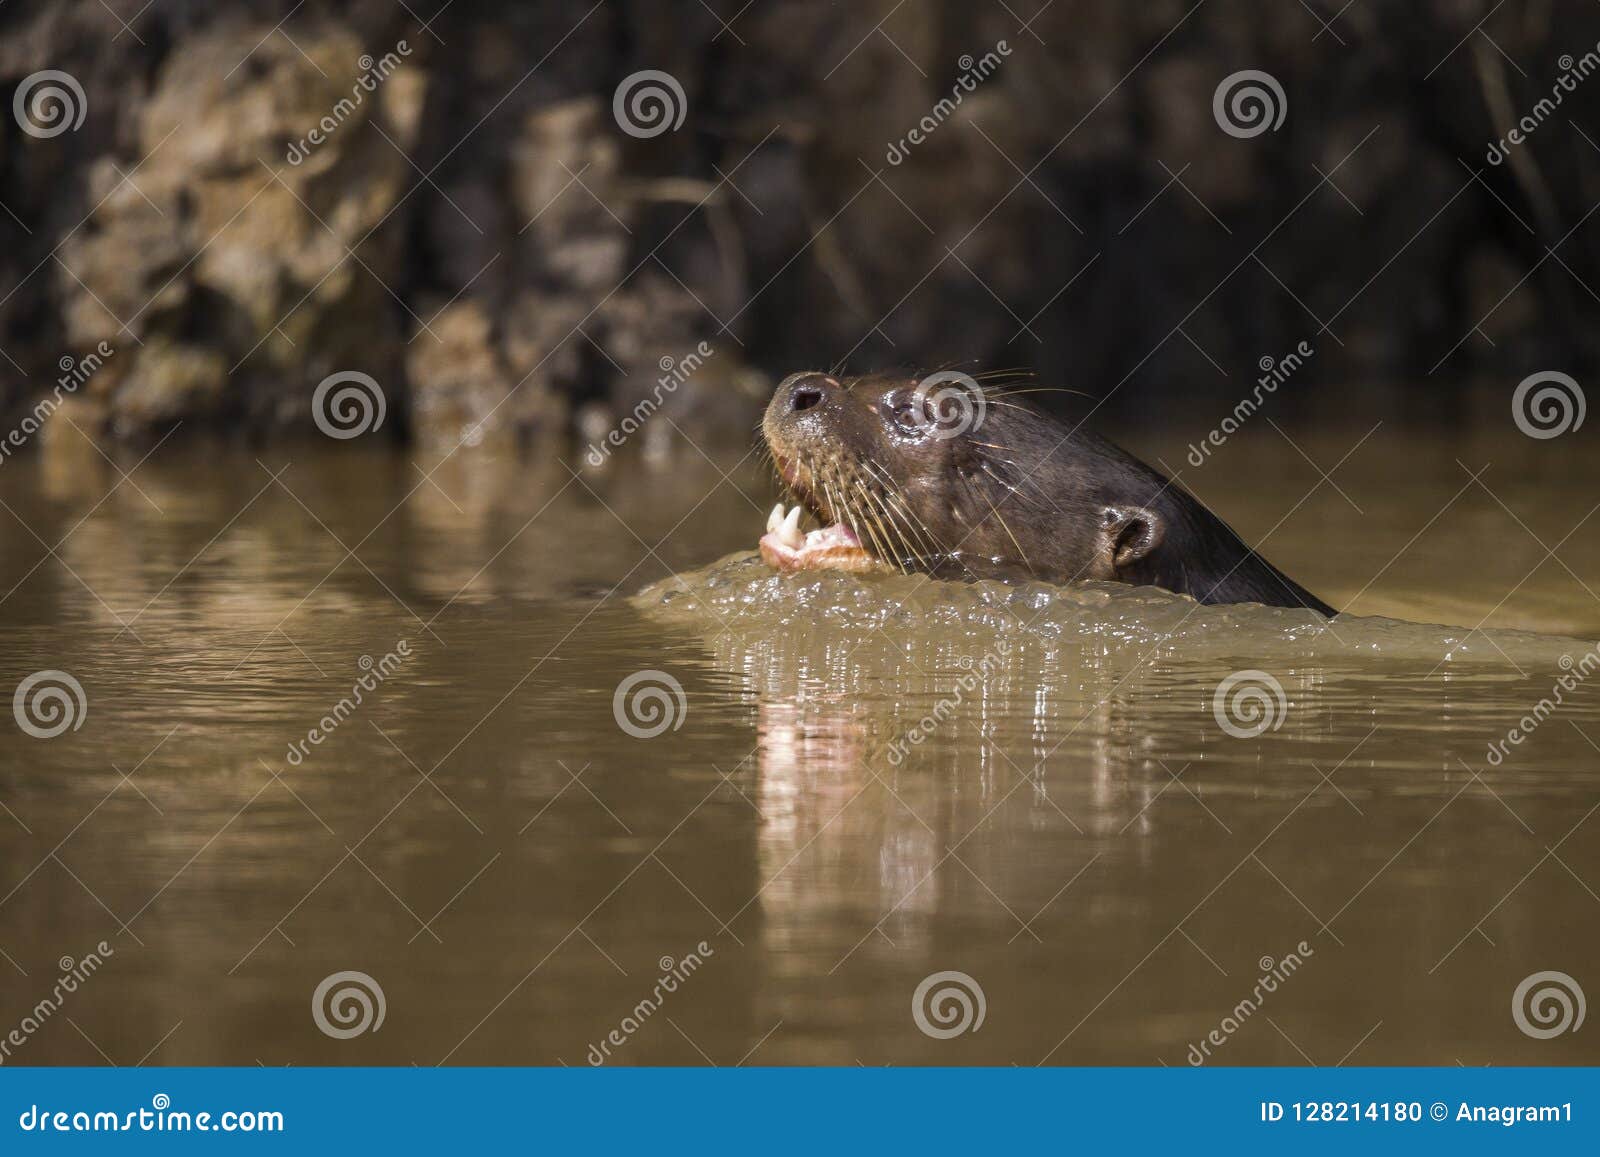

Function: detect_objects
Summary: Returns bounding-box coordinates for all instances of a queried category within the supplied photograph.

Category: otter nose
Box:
[780,372,838,414]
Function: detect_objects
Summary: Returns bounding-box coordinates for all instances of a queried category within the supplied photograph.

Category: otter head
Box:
[758,370,1167,585]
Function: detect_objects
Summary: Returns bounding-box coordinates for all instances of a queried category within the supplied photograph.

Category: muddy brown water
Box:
[0,411,1597,1066]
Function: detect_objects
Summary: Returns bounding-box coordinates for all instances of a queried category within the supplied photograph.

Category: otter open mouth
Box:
[757,502,891,574]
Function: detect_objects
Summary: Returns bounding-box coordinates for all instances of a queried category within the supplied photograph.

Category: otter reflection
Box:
[705,626,1154,975]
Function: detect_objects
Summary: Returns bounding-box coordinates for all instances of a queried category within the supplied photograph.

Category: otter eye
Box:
[886,391,925,434]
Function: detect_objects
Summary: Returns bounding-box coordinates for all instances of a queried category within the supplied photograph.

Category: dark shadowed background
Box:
[3,0,1599,447]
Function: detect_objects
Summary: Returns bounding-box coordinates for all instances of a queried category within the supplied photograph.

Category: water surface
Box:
[1,412,1598,1066]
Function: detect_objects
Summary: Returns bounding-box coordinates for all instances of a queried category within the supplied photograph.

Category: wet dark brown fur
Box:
[761,371,1336,616]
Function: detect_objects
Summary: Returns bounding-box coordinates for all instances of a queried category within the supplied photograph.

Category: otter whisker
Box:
[976,398,1058,416]
[873,471,977,578]
[972,459,1058,523]
[844,468,911,574]
[850,482,903,570]
[818,468,849,525]
[781,451,815,514]
[875,489,936,566]
[756,443,779,494]
[885,492,945,563]
[859,460,943,563]
[865,463,942,544]
[981,458,1067,517]
[983,385,1093,401]
[963,471,1035,577]
[856,480,916,568]
[820,472,855,538]
[973,459,1026,497]
[828,459,908,570]
[969,369,1036,384]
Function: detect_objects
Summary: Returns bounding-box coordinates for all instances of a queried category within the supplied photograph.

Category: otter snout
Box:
[764,371,845,461]
[770,371,841,422]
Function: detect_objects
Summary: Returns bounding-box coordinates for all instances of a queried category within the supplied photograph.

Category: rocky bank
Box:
[1,0,1596,455]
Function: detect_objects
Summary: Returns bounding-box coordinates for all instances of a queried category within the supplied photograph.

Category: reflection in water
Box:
[647,546,1600,1064]
[1,420,1598,1067]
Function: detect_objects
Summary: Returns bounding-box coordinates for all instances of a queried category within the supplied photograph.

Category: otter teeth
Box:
[764,503,808,549]
[778,504,805,549]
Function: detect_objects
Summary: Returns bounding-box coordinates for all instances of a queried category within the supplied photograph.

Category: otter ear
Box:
[1099,505,1165,573]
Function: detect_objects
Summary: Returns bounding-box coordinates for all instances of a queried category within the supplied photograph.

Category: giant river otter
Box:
[757,371,1336,616]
